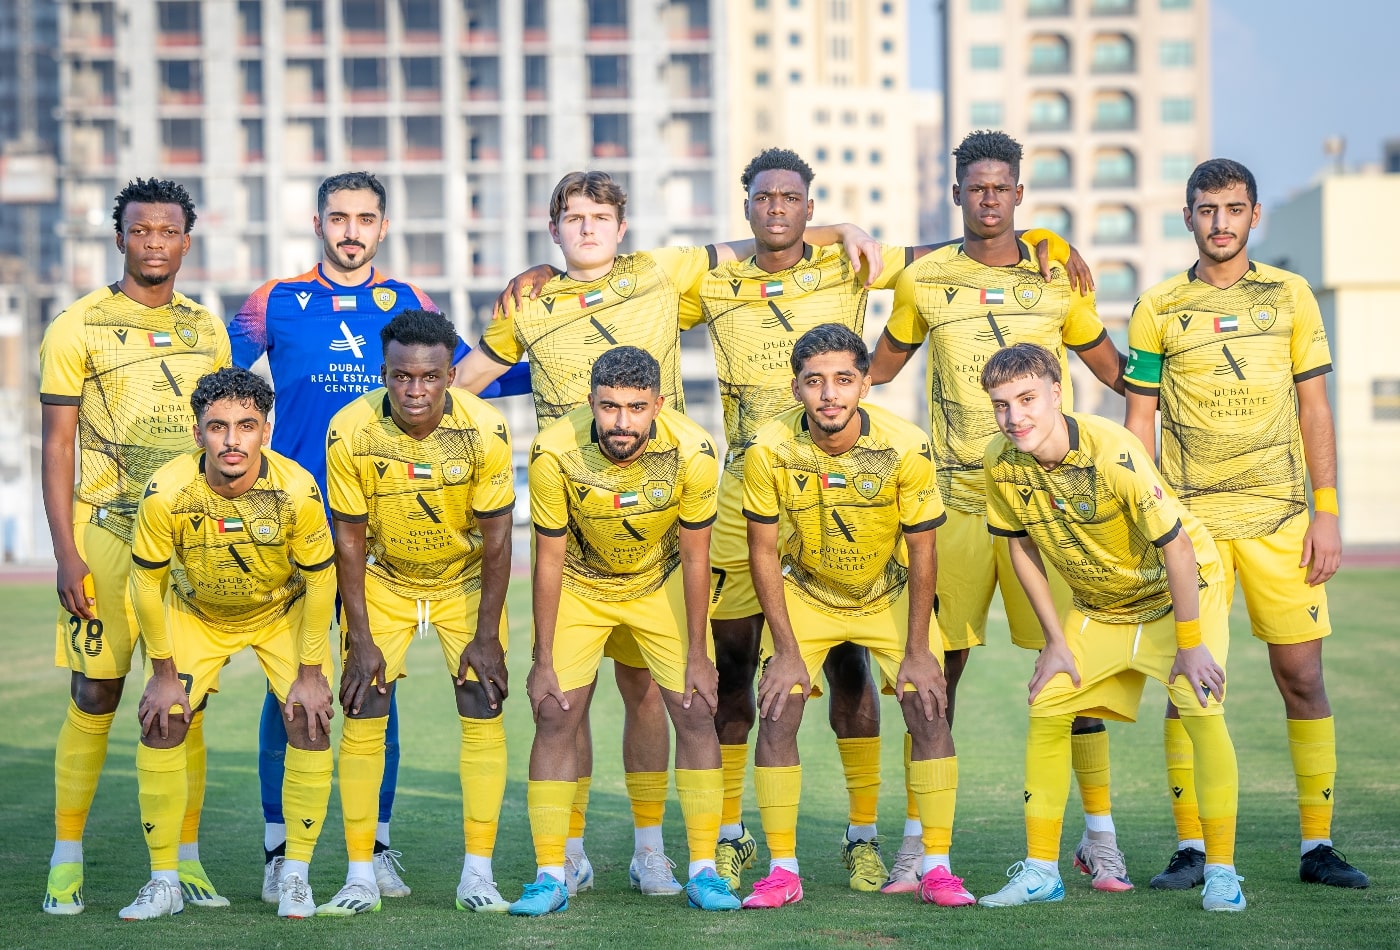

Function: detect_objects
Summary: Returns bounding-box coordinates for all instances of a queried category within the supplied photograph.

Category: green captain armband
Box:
[1124,347,1162,384]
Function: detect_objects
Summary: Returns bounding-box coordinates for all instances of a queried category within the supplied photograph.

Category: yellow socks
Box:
[338,715,387,862]
[569,775,591,839]
[836,736,881,827]
[182,709,206,847]
[908,756,957,856]
[136,743,187,872]
[1288,717,1336,842]
[625,770,669,829]
[528,779,577,869]
[1024,714,1073,862]
[283,746,332,864]
[720,744,747,827]
[676,768,723,865]
[1179,714,1238,866]
[1071,725,1111,820]
[1163,716,1204,843]
[754,765,802,859]
[54,701,114,842]
[461,716,507,857]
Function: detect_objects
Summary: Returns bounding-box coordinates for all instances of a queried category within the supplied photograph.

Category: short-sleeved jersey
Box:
[698,242,912,478]
[530,405,719,601]
[985,413,1223,624]
[743,404,947,616]
[39,285,232,543]
[480,246,715,426]
[1124,262,1332,540]
[229,265,529,498]
[885,241,1108,514]
[325,388,515,599]
[131,449,335,632]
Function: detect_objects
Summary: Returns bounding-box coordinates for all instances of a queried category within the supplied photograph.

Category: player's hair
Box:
[591,345,660,393]
[980,342,1062,391]
[549,171,627,224]
[190,367,274,421]
[380,308,458,354]
[790,323,870,376]
[739,148,815,192]
[318,171,387,216]
[112,178,197,234]
[951,130,1023,183]
[1186,158,1258,208]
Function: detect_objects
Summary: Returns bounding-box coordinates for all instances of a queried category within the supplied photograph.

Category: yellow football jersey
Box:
[326,388,515,600]
[39,285,232,543]
[130,448,336,652]
[479,246,714,426]
[1124,262,1332,540]
[698,242,912,479]
[885,241,1106,514]
[984,413,1223,624]
[742,403,946,616]
[530,405,719,601]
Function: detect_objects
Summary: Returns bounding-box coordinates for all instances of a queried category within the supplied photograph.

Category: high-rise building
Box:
[941,0,1211,349]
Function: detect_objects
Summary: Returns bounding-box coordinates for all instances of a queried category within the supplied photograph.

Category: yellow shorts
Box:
[936,508,1072,651]
[1031,582,1231,722]
[1216,516,1331,644]
[147,595,331,708]
[53,506,142,678]
[710,470,761,621]
[530,528,646,669]
[760,584,943,698]
[343,575,509,682]
[548,570,715,694]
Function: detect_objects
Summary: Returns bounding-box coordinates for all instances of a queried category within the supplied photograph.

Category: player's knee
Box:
[70,672,123,714]
[454,679,503,719]
[285,713,331,753]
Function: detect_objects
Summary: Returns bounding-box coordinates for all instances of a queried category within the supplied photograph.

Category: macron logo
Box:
[330,320,367,358]
[296,291,313,310]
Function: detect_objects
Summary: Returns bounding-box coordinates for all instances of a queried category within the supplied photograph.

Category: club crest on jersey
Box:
[1250,307,1276,331]
[644,480,673,508]
[249,518,279,543]
[373,287,397,312]
[854,474,882,499]
[610,275,635,298]
[1015,284,1042,309]
[443,460,468,485]
[1066,494,1095,519]
[794,268,820,291]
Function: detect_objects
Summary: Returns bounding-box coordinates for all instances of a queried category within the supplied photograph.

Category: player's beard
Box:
[810,405,856,436]
[136,269,173,286]
[1197,231,1247,265]
[325,238,376,271]
[600,429,645,462]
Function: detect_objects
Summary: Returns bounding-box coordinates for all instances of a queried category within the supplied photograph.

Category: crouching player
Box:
[976,343,1244,912]
[123,367,336,919]
[319,309,515,915]
[513,345,736,916]
[741,324,971,909]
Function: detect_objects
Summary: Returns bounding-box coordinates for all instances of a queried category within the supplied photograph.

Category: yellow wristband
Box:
[1313,487,1339,516]
[1020,228,1071,266]
[1175,618,1202,650]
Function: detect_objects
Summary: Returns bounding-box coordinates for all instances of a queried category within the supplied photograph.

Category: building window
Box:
[1093,90,1136,130]
[1031,206,1073,242]
[789,70,802,83]
[1096,261,1138,301]
[590,113,630,157]
[1029,149,1072,188]
[1162,153,1194,182]
[1028,0,1069,13]
[1093,148,1136,187]
[756,70,770,86]
[970,100,1004,125]
[881,39,895,53]
[1091,33,1135,73]
[1093,205,1137,244]
[524,55,548,98]
[970,0,1001,10]
[870,150,882,164]
[842,148,855,163]
[815,109,829,123]
[1091,0,1135,13]
[1160,0,1191,8]
[160,118,203,164]
[403,115,442,160]
[402,57,441,100]
[789,31,802,46]
[881,75,894,88]
[1028,34,1070,73]
[970,44,1002,69]
[588,55,629,98]
[815,147,828,161]
[1161,97,1194,123]
[1029,92,1071,131]
[157,1,202,43]
[870,188,883,202]
[755,32,769,46]
[1160,39,1193,66]
[345,116,388,161]
[816,185,829,200]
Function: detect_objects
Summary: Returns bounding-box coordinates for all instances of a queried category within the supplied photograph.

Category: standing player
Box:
[317,310,515,915]
[1124,159,1367,889]
[869,130,1133,892]
[511,345,736,917]
[740,324,970,910]
[40,178,231,914]
[229,171,528,901]
[457,169,881,895]
[121,368,336,920]
[976,343,1244,913]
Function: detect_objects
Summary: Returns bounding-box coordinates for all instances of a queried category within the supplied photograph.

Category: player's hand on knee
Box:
[341,641,389,715]
[459,638,509,710]
[896,651,947,722]
[526,662,569,721]
[684,651,719,714]
[1028,642,1079,704]
[138,671,192,740]
[757,651,809,722]
[56,555,95,621]
[1171,645,1225,708]
[287,665,334,740]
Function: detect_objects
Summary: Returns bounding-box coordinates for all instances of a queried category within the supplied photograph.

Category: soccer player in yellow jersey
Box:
[976,343,1244,913]
[511,345,736,917]
[320,310,516,915]
[122,367,337,920]
[456,169,880,894]
[869,130,1133,891]
[1124,159,1367,889]
[39,178,231,915]
[738,324,971,910]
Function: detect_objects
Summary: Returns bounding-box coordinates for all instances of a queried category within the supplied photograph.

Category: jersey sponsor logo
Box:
[296,291,313,310]
[372,287,397,311]
[699,441,715,458]
[794,473,810,492]
[225,545,253,573]
[944,287,958,303]
[190,514,204,529]
[821,472,846,489]
[610,275,634,298]
[494,423,508,442]
[919,442,931,461]
[1015,284,1042,309]
[1152,485,1163,499]
[1017,486,1034,505]
[1117,452,1135,471]
[541,295,557,313]
[1251,307,1276,331]
[729,278,744,297]
[114,328,128,343]
[1308,605,1320,622]
[310,486,322,503]
[411,493,442,523]
[327,429,341,448]
[330,320,367,358]
[854,474,881,499]
[585,316,618,345]
[143,822,156,834]
[614,491,639,508]
[154,360,185,396]
[980,288,1004,305]
[575,485,590,501]
[1178,314,1193,331]
[148,331,173,347]
[760,280,784,298]
[218,517,244,533]
[145,482,159,497]
[408,462,432,479]
[1214,344,1247,380]
[763,301,795,331]
[373,461,389,478]
[1213,316,1239,333]
[332,294,358,311]
[617,518,646,541]
[579,289,604,308]
[829,509,856,541]
[643,480,672,508]
[980,314,1008,347]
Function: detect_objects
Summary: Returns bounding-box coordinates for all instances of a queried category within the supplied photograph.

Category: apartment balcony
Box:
[588,26,628,41]
[161,147,203,165]
[588,85,629,100]
[156,32,202,48]
[592,142,629,158]
[344,29,387,46]
[463,29,499,47]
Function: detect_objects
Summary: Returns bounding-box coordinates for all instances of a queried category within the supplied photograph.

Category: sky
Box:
[907,0,1400,211]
